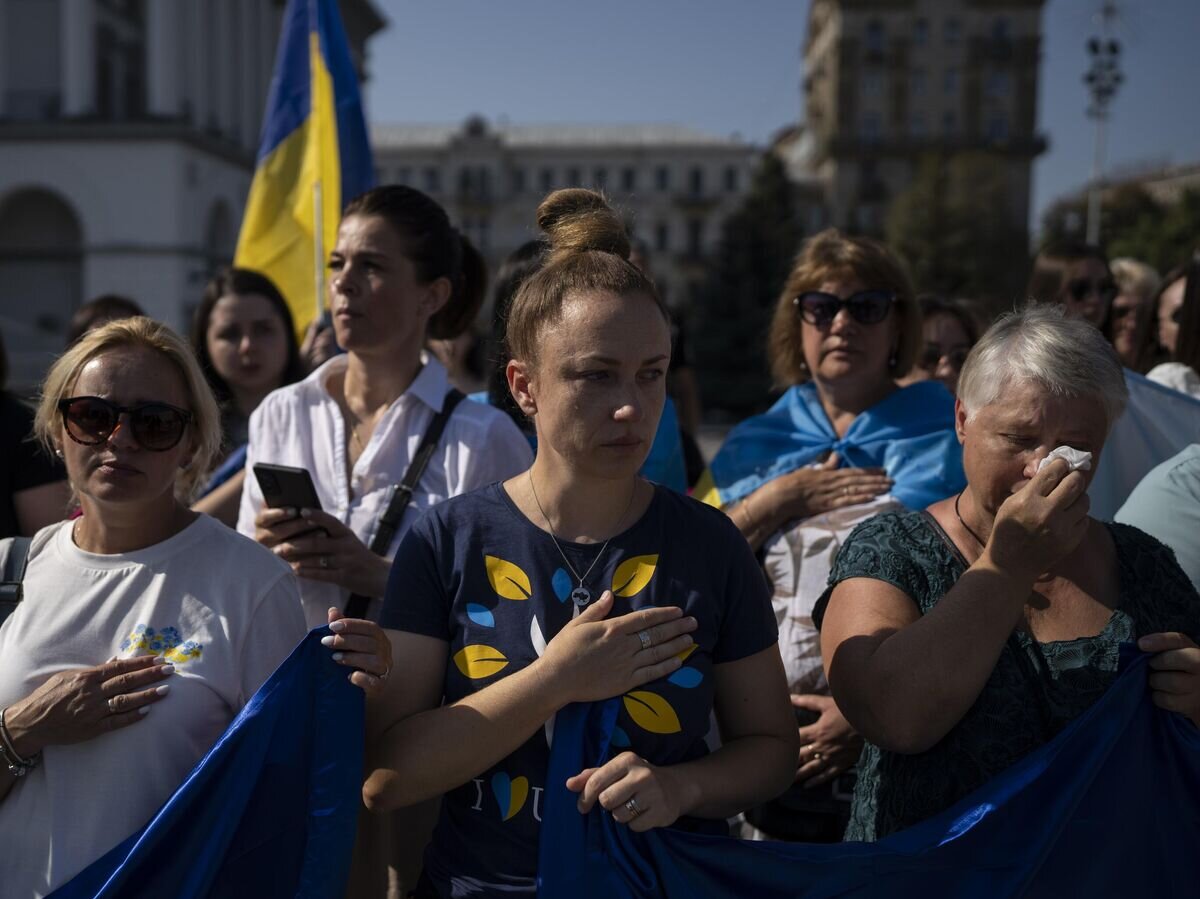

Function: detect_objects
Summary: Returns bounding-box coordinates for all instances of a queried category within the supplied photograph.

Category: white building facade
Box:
[0,0,383,393]
[371,117,759,310]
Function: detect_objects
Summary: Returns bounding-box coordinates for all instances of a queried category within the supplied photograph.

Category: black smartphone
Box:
[252,463,322,511]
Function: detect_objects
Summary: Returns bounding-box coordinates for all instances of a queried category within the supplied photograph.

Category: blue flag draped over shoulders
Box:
[538,648,1200,897]
[51,629,363,899]
[697,381,964,510]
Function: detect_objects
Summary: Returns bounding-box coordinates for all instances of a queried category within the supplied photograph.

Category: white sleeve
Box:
[236,570,308,706]
[235,405,267,539]
[460,413,533,491]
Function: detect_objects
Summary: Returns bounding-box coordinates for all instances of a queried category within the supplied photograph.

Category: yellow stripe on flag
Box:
[235,33,342,340]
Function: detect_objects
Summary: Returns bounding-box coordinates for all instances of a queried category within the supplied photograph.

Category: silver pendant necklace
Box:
[528,469,637,608]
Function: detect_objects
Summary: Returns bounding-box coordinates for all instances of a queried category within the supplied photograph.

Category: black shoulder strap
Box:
[0,536,33,622]
[345,389,465,620]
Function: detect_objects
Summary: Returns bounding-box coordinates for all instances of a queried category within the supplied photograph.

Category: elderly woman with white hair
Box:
[815,304,1200,841]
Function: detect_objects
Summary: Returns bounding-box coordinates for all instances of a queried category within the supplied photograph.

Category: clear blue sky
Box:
[363,0,1200,235]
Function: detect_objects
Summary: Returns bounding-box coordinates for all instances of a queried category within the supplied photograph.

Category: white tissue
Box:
[1036,445,1093,473]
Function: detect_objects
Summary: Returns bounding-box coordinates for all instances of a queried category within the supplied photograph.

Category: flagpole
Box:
[310,0,325,322]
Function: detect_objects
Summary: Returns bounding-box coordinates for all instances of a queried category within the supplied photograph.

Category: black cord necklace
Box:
[954,490,988,548]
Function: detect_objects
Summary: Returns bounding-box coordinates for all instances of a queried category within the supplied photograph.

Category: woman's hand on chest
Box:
[536,591,698,705]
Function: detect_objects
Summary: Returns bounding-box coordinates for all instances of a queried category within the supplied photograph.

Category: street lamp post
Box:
[1083,6,1123,245]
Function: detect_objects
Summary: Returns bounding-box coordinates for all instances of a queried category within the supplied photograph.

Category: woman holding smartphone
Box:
[361,189,797,898]
[237,185,532,627]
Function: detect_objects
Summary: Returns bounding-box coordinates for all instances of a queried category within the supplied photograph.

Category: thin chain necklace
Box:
[528,470,637,608]
[954,490,987,549]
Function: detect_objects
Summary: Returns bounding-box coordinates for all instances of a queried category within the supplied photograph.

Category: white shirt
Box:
[0,515,306,898]
[237,354,533,625]
[761,493,904,695]
[1147,362,1200,399]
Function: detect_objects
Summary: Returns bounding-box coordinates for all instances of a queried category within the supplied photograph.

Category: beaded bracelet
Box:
[0,707,40,777]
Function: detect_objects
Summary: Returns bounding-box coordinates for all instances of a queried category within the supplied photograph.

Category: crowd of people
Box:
[0,181,1198,899]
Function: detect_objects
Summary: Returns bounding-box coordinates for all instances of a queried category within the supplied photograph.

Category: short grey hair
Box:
[958,304,1128,430]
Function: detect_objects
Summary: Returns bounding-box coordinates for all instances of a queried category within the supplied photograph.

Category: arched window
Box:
[0,188,83,392]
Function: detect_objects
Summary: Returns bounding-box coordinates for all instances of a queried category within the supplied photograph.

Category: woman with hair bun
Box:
[237,185,533,628]
[363,189,798,898]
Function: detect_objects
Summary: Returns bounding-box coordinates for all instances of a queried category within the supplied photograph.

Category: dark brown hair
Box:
[66,294,145,346]
[768,229,922,385]
[342,185,486,340]
[1026,241,1113,332]
[1169,254,1200,374]
[190,267,306,407]
[506,189,667,365]
[919,294,982,346]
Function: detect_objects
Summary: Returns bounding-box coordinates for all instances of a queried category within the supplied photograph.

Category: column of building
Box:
[146,0,181,118]
[61,0,96,116]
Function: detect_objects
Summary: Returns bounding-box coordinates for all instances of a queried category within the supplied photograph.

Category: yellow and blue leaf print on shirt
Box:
[454,644,509,679]
[551,568,573,604]
[676,643,697,663]
[118,624,203,665]
[492,772,529,821]
[466,604,496,628]
[611,554,658,598]
[667,667,703,688]
[485,555,532,600]
[623,690,682,735]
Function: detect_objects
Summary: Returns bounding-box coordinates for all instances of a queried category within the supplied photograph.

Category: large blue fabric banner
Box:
[51,629,363,899]
[539,647,1200,897]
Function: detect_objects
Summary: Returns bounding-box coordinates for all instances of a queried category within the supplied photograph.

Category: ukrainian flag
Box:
[235,0,375,336]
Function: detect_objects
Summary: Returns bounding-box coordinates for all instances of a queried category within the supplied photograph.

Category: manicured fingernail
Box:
[332,652,344,661]
[138,707,151,716]
[321,635,336,647]
[329,620,346,633]
[160,665,175,675]
[155,684,170,696]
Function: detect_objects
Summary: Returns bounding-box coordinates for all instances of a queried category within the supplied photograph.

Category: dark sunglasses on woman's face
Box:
[793,290,895,327]
[917,346,970,372]
[1066,278,1117,304]
[58,396,192,452]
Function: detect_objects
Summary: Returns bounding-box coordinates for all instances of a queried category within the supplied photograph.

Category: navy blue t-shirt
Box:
[379,482,777,897]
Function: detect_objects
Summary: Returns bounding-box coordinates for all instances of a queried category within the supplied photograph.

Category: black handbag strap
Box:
[345,389,465,620]
[0,536,33,623]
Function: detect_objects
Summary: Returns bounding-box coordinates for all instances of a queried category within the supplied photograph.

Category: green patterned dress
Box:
[813,510,1200,842]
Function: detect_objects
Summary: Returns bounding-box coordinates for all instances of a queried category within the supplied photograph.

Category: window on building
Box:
[5,0,63,120]
[986,71,1011,98]
[910,113,926,138]
[687,219,704,256]
[688,167,704,195]
[656,166,670,191]
[861,112,882,142]
[622,166,637,192]
[865,21,885,54]
[425,167,441,193]
[992,18,1011,42]
[910,69,927,98]
[540,168,554,193]
[593,168,607,189]
[478,168,491,198]
[945,18,962,44]
[478,217,490,253]
[458,168,473,195]
[566,167,582,186]
[723,166,739,192]
[942,110,958,135]
[862,70,884,98]
[986,116,1010,142]
[511,167,526,193]
[944,67,960,95]
[913,17,928,47]
[655,221,670,252]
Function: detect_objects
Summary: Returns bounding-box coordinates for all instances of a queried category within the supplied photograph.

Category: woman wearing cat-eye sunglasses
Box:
[701,229,965,843]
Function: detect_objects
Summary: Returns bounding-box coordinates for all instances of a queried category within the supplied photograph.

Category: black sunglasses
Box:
[1066,278,1117,304]
[58,396,193,452]
[793,290,895,327]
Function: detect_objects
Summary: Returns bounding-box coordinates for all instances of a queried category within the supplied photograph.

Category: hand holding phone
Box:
[253,463,326,539]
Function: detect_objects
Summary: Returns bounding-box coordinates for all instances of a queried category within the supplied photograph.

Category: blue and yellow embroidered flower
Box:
[117,624,203,666]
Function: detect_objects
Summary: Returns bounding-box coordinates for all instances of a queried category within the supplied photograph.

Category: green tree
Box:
[886,152,1030,312]
[691,152,803,420]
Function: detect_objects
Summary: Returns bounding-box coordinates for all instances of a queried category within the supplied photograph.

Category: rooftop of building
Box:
[371,116,754,150]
